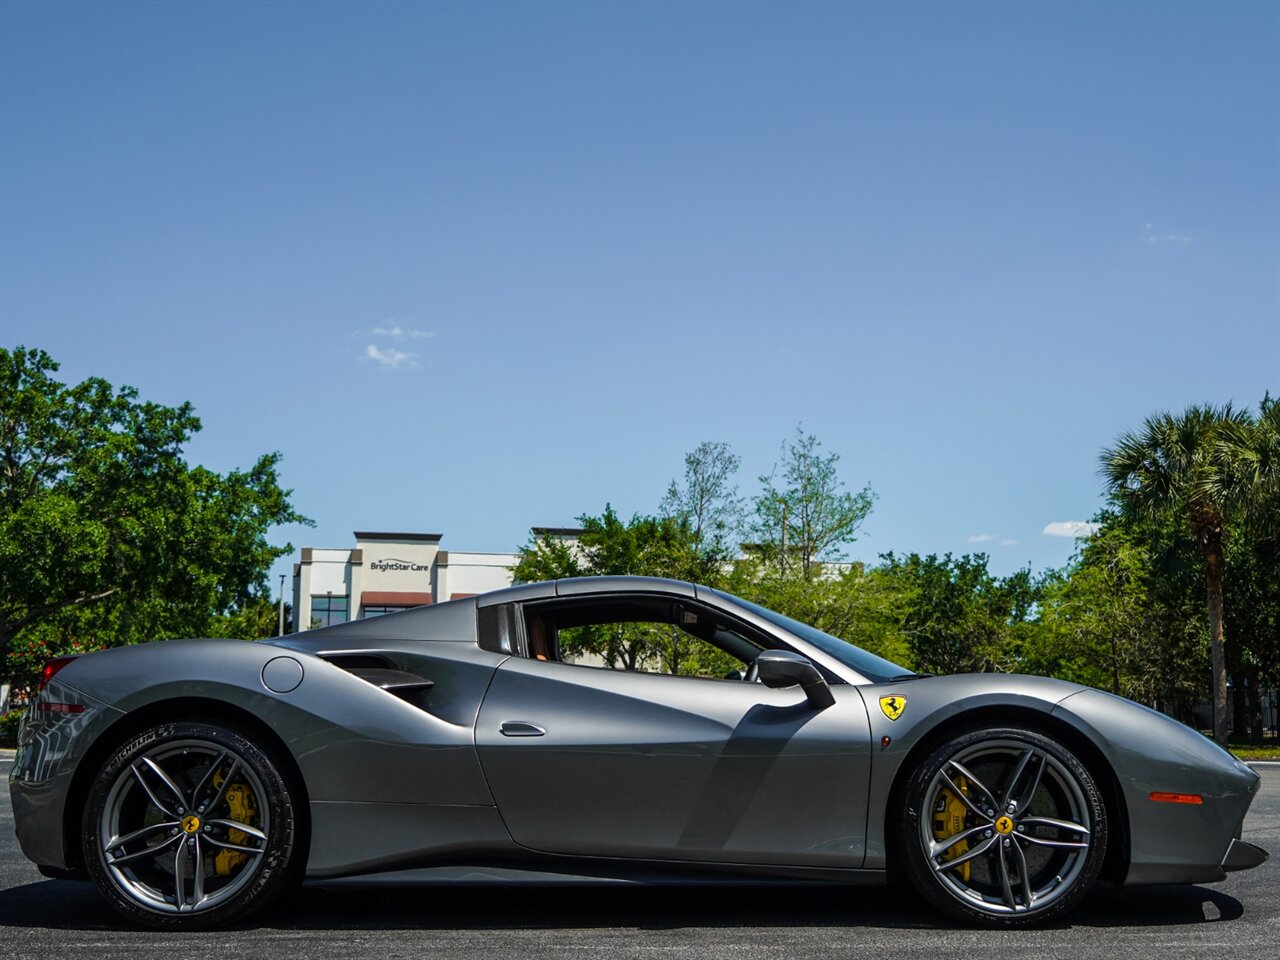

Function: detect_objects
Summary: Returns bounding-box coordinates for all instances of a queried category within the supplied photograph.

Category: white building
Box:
[290,530,535,631]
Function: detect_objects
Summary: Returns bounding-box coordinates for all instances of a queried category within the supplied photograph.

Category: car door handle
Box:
[499,721,546,737]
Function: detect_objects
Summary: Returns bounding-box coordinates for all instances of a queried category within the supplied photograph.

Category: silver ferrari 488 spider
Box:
[9,576,1267,929]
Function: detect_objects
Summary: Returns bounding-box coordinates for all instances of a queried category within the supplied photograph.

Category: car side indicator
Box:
[1149,791,1204,805]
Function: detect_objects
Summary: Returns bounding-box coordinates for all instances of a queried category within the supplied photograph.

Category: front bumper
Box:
[1222,838,1268,872]
[1053,689,1265,886]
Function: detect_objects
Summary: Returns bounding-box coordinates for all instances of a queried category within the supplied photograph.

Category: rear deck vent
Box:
[317,652,436,709]
[319,652,399,671]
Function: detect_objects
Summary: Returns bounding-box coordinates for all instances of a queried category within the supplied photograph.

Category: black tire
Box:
[896,726,1107,928]
[82,720,300,929]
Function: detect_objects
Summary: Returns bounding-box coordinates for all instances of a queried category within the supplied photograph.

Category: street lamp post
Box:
[277,573,286,636]
[778,498,788,577]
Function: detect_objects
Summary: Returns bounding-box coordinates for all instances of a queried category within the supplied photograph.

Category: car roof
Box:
[475,575,698,607]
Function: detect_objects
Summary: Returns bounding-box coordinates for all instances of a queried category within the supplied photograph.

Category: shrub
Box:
[0,709,25,749]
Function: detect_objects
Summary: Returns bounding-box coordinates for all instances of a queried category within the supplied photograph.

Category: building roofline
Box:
[353,531,443,542]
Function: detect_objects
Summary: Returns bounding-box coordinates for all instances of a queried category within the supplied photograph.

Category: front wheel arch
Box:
[883,705,1129,886]
[63,697,310,876]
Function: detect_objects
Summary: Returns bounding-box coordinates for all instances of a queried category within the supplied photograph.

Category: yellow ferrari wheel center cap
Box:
[182,815,201,834]
[994,816,1014,835]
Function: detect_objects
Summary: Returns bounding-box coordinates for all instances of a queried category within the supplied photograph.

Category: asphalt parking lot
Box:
[1,758,1276,960]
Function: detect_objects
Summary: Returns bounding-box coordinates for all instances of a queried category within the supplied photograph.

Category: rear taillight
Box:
[38,655,79,692]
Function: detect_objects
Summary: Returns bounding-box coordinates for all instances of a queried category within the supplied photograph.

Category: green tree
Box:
[208,596,290,641]
[512,505,717,671]
[511,529,586,583]
[1031,513,1205,713]
[877,552,1037,676]
[1031,519,1148,695]
[0,347,309,689]
[659,441,744,560]
[1221,396,1280,741]
[753,428,876,579]
[1219,394,1280,541]
[744,564,913,669]
[1223,524,1279,742]
[1101,404,1258,745]
[514,504,708,584]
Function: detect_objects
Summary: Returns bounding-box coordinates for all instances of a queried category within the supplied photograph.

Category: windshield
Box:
[715,590,913,683]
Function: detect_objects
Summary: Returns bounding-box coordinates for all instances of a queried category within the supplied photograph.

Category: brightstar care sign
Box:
[369,558,430,572]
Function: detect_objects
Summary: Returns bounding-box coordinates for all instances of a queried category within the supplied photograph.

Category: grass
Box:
[1193,728,1280,761]
[1228,742,1280,762]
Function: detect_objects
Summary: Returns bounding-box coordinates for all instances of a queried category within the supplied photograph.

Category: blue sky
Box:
[2,0,1277,592]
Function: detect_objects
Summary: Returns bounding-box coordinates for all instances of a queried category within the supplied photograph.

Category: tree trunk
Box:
[1202,540,1230,747]
[1247,665,1265,745]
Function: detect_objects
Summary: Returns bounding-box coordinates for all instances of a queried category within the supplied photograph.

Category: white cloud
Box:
[365,344,415,369]
[1043,521,1101,538]
[370,324,435,340]
[1144,223,1191,244]
[1001,539,1018,547]
[968,533,996,543]
[357,322,435,368]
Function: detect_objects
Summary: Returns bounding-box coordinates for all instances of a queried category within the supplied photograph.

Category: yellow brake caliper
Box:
[210,767,259,877]
[932,775,971,882]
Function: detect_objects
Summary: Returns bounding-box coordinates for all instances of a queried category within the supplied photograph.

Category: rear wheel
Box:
[898,726,1107,927]
[82,720,299,929]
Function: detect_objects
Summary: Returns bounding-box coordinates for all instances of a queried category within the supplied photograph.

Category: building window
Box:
[311,595,349,627]
[362,605,411,618]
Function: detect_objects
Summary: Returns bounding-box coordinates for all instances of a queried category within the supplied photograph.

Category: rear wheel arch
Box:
[884,704,1129,885]
[63,697,310,875]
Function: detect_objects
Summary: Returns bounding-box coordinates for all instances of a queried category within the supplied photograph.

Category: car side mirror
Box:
[755,650,835,710]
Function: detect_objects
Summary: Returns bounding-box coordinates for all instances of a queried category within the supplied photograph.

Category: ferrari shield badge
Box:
[879,695,906,721]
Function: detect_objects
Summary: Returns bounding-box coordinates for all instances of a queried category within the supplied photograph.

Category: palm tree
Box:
[1219,394,1280,543]
[1100,405,1252,747]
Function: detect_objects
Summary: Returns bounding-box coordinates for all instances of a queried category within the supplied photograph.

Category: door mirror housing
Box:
[754,650,835,710]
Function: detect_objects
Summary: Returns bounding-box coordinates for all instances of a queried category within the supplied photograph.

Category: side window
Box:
[520,596,766,681]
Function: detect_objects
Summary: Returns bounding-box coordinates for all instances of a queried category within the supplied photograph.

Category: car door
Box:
[475,601,872,868]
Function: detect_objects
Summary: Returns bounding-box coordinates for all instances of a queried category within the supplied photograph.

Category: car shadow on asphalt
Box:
[0,879,1245,932]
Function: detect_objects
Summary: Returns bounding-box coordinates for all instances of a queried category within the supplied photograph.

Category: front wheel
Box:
[897,726,1107,928]
[82,720,300,929]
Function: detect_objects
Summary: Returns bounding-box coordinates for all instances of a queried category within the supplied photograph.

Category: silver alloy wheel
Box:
[918,737,1092,917]
[98,738,271,914]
